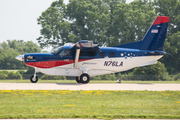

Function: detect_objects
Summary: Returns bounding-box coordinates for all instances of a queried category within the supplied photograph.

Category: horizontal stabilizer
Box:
[148,51,166,55]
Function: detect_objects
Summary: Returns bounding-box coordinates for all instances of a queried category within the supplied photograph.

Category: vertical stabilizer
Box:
[139,16,170,51]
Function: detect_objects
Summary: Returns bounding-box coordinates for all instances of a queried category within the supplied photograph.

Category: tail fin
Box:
[139,16,170,51]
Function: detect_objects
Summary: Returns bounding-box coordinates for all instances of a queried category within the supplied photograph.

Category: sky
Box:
[0,0,134,52]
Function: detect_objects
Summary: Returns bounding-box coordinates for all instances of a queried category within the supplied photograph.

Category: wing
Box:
[71,40,99,49]
[75,40,99,48]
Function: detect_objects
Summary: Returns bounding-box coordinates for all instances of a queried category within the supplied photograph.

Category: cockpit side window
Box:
[59,49,71,56]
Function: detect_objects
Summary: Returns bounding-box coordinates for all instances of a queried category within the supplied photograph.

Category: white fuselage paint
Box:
[36,55,163,77]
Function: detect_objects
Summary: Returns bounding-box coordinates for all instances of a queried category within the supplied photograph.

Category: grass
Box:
[0,90,180,119]
[0,79,180,84]
[0,69,27,72]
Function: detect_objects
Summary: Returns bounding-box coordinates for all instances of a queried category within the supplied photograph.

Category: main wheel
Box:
[76,77,81,83]
[80,73,90,84]
[30,75,38,83]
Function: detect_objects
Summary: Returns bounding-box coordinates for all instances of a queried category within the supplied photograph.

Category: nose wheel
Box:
[30,75,38,83]
[30,69,38,83]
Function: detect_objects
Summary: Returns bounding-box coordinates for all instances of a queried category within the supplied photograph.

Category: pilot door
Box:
[58,49,72,66]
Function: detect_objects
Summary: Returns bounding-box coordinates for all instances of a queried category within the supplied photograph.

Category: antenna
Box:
[101,42,106,47]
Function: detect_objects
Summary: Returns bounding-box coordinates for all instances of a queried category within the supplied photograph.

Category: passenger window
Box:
[109,52,115,57]
[88,51,95,56]
[80,51,84,56]
[59,49,71,56]
[99,52,105,57]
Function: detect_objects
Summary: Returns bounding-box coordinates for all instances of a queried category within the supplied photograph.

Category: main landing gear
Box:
[76,73,90,84]
[29,69,90,84]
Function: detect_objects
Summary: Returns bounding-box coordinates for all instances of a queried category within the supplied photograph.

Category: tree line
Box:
[1,0,180,77]
[0,40,41,69]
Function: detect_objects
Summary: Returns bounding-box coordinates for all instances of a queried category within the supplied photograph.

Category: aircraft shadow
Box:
[137,83,154,85]
[55,83,85,86]
[55,82,123,85]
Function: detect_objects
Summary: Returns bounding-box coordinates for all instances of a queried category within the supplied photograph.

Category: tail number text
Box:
[104,61,123,67]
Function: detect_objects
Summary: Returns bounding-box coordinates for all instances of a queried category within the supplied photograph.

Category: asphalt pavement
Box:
[0,83,180,91]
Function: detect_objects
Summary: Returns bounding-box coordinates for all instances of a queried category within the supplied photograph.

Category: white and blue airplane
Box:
[16,16,170,83]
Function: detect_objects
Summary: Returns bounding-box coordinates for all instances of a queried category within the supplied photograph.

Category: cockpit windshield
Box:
[51,47,63,55]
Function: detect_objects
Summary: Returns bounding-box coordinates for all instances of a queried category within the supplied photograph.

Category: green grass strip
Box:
[0,90,180,119]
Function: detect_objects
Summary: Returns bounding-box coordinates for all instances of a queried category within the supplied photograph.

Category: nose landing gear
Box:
[30,69,38,83]
[30,75,38,83]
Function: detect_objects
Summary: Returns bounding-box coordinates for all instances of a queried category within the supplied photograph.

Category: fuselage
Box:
[24,46,164,77]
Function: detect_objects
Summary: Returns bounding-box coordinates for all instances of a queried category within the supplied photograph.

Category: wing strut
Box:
[74,49,80,68]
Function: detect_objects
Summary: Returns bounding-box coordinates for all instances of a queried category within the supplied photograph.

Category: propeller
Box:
[15,42,25,80]
[21,45,24,80]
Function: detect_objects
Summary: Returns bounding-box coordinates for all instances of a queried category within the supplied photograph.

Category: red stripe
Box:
[25,59,90,68]
[153,16,170,25]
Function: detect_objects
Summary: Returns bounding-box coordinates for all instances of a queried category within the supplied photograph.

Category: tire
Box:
[80,73,90,84]
[30,75,38,83]
[76,77,81,83]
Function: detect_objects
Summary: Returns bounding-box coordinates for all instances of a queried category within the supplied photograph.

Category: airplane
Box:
[16,16,170,84]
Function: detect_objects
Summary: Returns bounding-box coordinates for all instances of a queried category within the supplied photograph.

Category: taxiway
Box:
[0,83,180,91]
